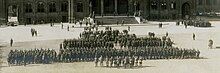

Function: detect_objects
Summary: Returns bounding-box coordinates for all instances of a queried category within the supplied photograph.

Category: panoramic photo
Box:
[0,0,220,73]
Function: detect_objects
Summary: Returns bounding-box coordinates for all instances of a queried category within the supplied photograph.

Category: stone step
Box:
[95,16,139,24]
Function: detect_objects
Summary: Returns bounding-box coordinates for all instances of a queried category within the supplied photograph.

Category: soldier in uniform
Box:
[128,26,130,31]
[193,33,196,40]
[209,39,213,49]
[10,38,13,47]
[67,26,70,31]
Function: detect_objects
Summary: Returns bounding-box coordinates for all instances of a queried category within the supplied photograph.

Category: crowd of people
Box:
[7,27,201,67]
[7,46,200,67]
[8,49,57,66]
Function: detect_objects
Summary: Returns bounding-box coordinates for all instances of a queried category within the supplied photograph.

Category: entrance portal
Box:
[8,5,19,22]
[182,3,190,19]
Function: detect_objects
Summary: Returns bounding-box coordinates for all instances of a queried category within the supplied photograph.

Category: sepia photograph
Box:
[0,0,220,73]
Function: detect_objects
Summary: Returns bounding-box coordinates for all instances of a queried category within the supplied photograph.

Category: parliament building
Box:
[0,0,198,24]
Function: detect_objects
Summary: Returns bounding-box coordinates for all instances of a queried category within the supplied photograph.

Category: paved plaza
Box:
[1,21,220,73]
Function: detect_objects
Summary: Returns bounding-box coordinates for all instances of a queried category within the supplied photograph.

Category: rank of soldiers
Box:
[7,47,200,67]
[7,27,200,68]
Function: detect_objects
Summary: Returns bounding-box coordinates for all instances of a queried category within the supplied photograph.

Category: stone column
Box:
[68,0,71,23]
[68,0,74,23]
[114,0,117,13]
[101,0,104,15]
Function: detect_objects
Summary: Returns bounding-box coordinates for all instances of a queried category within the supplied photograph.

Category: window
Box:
[77,2,83,12]
[37,2,44,12]
[198,0,203,5]
[161,1,167,10]
[206,0,210,5]
[61,2,68,12]
[170,2,176,9]
[49,2,56,12]
[151,1,157,10]
[25,3,32,13]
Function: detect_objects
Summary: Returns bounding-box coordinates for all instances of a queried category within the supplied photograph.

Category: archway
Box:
[8,4,19,23]
[182,3,190,19]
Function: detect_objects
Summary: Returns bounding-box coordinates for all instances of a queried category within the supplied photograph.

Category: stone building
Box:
[197,0,220,12]
[0,0,197,24]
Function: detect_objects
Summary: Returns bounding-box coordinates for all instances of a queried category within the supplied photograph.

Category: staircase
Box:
[95,16,139,24]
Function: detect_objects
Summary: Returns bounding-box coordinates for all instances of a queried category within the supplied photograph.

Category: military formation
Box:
[7,27,201,68]
[8,49,57,66]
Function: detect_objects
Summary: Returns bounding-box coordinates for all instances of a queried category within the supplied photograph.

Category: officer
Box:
[10,38,13,47]
[193,33,196,40]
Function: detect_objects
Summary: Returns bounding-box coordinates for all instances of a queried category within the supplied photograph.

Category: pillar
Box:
[68,0,71,23]
[68,0,74,23]
[101,0,104,15]
[114,0,117,13]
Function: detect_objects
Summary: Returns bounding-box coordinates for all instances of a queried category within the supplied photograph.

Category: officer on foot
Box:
[193,33,196,40]
[10,38,13,47]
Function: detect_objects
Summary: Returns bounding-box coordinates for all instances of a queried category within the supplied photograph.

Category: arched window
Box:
[37,2,45,12]
[49,2,56,12]
[25,3,32,13]
[61,2,68,12]
[77,2,83,12]
[151,1,157,10]
[161,1,167,10]
[170,2,176,9]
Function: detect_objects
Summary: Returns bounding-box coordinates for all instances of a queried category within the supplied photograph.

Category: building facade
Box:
[0,0,197,24]
[197,0,220,12]
[0,0,7,24]
[4,0,69,24]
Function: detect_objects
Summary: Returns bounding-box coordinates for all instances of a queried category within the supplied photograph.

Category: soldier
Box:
[193,33,196,40]
[95,57,99,67]
[166,32,169,37]
[121,20,124,26]
[35,30,38,36]
[106,57,109,67]
[67,26,70,31]
[209,39,213,49]
[31,28,34,37]
[61,22,64,29]
[110,56,113,67]
[196,50,200,58]
[184,23,187,29]
[128,26,130,31]
[10,38,13,47]
[100,56,104,67]
[139,57,143,67]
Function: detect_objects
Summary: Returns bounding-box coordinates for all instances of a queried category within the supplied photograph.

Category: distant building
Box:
[0,0,197,24]
[197,0,220,12]
[0,0,7,24]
